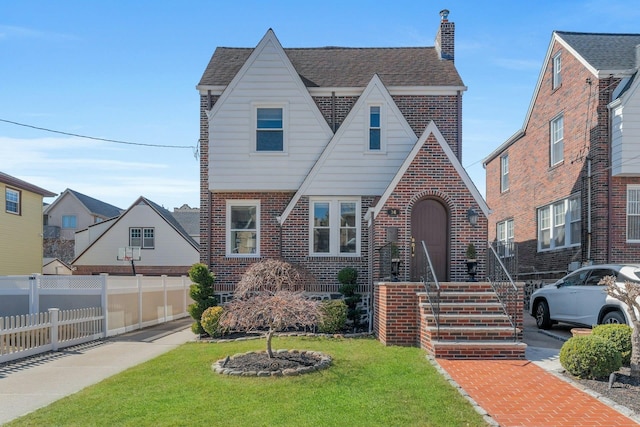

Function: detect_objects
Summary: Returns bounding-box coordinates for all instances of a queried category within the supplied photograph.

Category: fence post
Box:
[162,275,168,322]
[100,274,108,337]
[183,275,188,316]
[29,275,39,315]
[137,274,143,330]
[49,308,59,351]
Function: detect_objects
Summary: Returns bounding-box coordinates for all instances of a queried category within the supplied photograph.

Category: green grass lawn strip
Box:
[7,336,487,427]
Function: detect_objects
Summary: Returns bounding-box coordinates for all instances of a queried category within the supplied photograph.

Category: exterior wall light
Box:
[467,207,479,228]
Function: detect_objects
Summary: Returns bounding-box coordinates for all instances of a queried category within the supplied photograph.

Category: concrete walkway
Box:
[0,317,195,425]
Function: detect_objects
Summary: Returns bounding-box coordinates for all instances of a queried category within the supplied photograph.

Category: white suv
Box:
[529,264,640,329]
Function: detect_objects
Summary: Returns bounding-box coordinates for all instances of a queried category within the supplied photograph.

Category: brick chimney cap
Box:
[440,9,450,22]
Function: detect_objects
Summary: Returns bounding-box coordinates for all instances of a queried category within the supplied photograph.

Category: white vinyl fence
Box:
[0,307,104,364]
[0,274,193,363]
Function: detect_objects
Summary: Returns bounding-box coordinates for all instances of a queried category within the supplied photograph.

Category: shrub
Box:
[187,263,217,336]
[337,267,362,329]
[318,300,347,334]
[201,306,224,338]
[593,323,632,366]
[337,267,358,286]
[560,335,622,379]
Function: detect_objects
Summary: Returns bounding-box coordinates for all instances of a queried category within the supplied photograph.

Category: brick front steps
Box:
[375,281,526,360]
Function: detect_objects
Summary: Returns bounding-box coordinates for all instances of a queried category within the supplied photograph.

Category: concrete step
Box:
[427,340,527,360]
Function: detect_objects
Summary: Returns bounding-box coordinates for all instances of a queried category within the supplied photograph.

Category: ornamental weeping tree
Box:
[600,275,640,377]
[219,259,319,358]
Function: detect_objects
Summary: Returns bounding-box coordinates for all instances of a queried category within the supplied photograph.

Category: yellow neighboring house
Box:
[0,171,56,275]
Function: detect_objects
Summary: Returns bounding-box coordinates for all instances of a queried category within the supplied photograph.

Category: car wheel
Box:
[602,311,626,325]
[535,300,552,329]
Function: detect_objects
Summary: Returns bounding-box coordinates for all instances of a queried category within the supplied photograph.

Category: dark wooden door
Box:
[411,199,448,281]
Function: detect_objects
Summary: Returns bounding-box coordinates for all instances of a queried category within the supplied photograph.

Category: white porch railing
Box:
[0,307,104,364]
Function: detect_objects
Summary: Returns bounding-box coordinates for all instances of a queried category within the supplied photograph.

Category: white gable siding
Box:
[612,80,640,176]
[73,204,198,267]
[304,81,416,196]
[208,37,333,191]
[74,220,114,256]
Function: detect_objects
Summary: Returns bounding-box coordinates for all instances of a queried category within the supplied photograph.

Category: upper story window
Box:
[496,218,514,258]
[550,114,564,166]
[256,107,284,152]
[5,188,20,215]
[627,185,640,242]
[537,194,580,251]
[310,197,360,256]
[130,227,155,249]
[369,106,381,150]
[500,154,509,192]
[552,53,562,89]
[227,200,259,257]
[62,215,77,229]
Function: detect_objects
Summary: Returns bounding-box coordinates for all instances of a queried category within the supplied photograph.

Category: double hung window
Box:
[369,106,381,150]
[256,107,284,152]
[130,227,155,249]
[550,115,564,166]
[552,53,562,89]
[627,185,640,242]
[537,194,580,251]
[227,201,259,256]
[5,188,20,214]
[310,198,360,256]
[496,219,514,257]
[500,154,509,192]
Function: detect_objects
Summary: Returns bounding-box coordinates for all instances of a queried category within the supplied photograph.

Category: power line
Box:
[0,118,197,150]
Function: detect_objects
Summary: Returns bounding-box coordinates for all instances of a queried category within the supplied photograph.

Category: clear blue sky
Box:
[1,1,638,210]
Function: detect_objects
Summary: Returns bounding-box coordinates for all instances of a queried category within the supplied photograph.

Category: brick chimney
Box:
[435,9,454,61]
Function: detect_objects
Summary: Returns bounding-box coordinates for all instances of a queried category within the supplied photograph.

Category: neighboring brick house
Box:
[483,31,640,280]
[0,171,56,275]
[197,11,488,297]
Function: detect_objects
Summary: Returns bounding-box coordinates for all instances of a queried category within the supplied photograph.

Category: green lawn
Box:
[8,336,487,427]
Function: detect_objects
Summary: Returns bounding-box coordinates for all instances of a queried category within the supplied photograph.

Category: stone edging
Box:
[212,349,332,377]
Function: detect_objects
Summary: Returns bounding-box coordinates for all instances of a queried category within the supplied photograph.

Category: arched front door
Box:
[411,198,449,281]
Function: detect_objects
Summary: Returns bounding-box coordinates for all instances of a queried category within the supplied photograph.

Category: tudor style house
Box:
[198,12,488,295]
[484,31,640,280]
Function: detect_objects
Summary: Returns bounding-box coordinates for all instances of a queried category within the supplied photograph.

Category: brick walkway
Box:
[438,359,639,427]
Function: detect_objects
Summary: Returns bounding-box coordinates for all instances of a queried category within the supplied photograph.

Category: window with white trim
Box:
[537,194,580,251]
[496,219,514,257]
[5,188,20,214]
[227,201,259,256]
[550,115,564,166]
[130,227,154,249]
[627,185,640,242]
[255,107,284,152]
[62,215,77,229]
[552,52,562,89]
[369,106,381,150]
[310,198,360,256]
[500,154,509,192]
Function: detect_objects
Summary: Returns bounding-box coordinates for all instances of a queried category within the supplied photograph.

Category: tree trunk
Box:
[266,329,274,358]
[632,322,640,378]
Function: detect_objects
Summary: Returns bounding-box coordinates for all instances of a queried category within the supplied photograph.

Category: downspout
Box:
[457,90,463,160]
[586,157,592,262]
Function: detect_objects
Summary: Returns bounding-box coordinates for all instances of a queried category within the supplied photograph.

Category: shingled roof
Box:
[556,31,640,71]
[198,46,464,88]
[67,189,123,219]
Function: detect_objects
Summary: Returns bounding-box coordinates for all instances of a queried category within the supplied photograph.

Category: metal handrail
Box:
[420,240,440,340]
[486,242,518,340]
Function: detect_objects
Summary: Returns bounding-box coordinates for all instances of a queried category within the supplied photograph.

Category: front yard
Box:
[7,336,487,426]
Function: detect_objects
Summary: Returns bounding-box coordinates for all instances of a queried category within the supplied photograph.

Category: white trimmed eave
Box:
[482,129,525,167]
[373,121,489,220]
